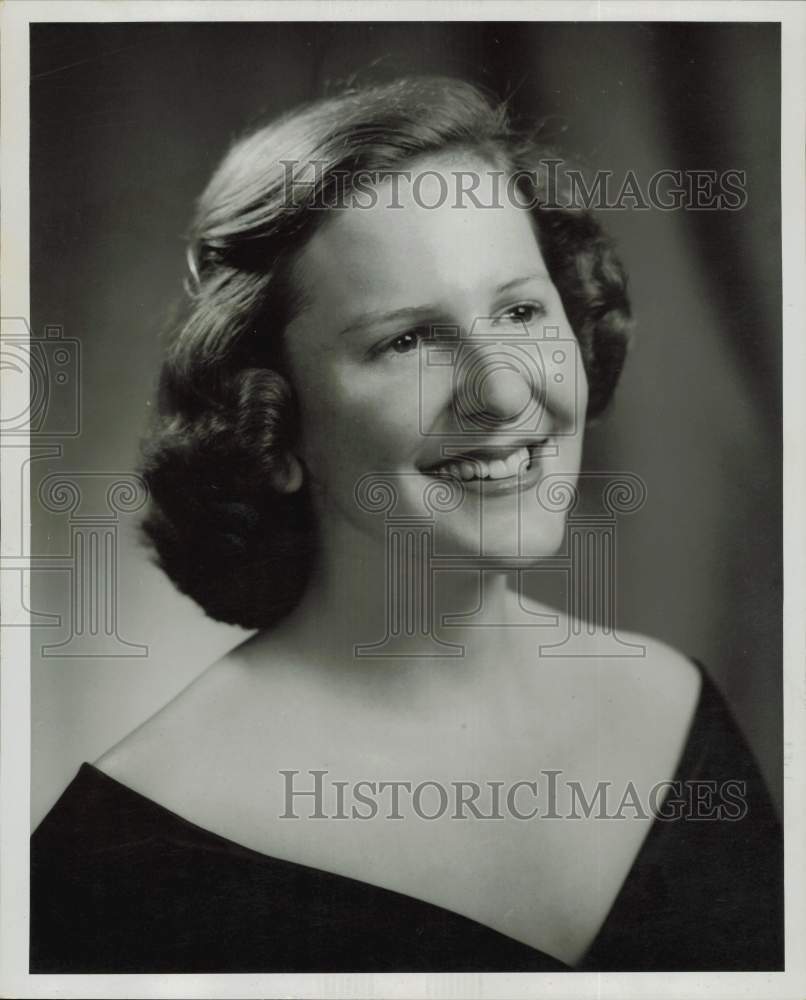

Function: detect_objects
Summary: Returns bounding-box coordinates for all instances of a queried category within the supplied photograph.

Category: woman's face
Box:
[283,154,588,561]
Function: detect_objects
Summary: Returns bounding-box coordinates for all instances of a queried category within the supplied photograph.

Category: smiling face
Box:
[282,154,588,562]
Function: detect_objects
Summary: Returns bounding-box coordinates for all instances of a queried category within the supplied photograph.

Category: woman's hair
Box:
[141,76,633,629]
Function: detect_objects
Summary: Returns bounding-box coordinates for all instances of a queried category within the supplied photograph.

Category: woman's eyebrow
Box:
[337,305,440,339]
[495,272,551,294]
[336,274,551,339]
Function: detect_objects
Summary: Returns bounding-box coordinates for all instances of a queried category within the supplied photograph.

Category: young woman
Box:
[30,77,782,973]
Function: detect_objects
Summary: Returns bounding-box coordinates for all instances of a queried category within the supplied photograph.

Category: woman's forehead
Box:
[291,160,546,315]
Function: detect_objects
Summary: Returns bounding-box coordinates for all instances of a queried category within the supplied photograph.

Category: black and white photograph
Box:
[1,2,804,997]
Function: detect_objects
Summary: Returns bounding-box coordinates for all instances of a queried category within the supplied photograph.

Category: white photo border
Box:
[2,2,804,998]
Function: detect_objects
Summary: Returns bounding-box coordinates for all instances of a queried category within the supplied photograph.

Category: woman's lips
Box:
[421,438,552,494]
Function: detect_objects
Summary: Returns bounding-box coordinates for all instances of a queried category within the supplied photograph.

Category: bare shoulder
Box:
[517,595,703,758]
[91,632,322,850]
[93,636,266,792]
[519,595,702,707]
[609,628,703,714]
[582,626,703,761]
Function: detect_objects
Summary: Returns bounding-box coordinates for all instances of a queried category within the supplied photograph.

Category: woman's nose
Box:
[476,363,535,422]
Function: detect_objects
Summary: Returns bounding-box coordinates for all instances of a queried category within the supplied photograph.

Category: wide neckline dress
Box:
[30,660,783,973]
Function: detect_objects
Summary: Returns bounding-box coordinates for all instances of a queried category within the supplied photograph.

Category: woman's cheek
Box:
[298,356,430,474]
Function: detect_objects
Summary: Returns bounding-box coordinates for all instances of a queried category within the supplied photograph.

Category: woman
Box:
[30,77,782,973]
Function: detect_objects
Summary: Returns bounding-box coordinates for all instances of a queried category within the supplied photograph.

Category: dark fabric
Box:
[30,661,783,973]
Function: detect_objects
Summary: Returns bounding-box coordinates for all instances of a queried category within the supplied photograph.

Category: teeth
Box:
[430,445,533,481]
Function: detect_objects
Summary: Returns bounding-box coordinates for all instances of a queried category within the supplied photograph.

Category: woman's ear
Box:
[272,453,304,494]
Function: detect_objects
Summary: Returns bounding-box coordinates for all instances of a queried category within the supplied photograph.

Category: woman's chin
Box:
[433,517,568,563]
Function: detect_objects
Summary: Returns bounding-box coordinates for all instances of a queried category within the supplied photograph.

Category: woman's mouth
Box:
[423,438,551,482]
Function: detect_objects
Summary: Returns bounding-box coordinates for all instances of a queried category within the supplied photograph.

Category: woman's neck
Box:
[270,514,554,669]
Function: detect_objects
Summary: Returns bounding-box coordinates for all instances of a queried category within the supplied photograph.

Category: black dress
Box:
[30,661,783,973]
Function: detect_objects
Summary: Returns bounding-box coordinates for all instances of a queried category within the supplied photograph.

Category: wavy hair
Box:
[140,77,633,629]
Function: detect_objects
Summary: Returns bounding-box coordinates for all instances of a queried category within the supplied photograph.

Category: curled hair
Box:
[140,76,633,629]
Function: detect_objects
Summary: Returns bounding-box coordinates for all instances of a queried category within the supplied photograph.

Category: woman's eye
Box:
[387,328,425,355]
[499,303,546,326]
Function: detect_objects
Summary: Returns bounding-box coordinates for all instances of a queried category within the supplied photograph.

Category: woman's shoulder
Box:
[92,641,268,805]
[597,627,703,719]
[509,608,705,790]
[596,627,703,751]
[518,602,704,734]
